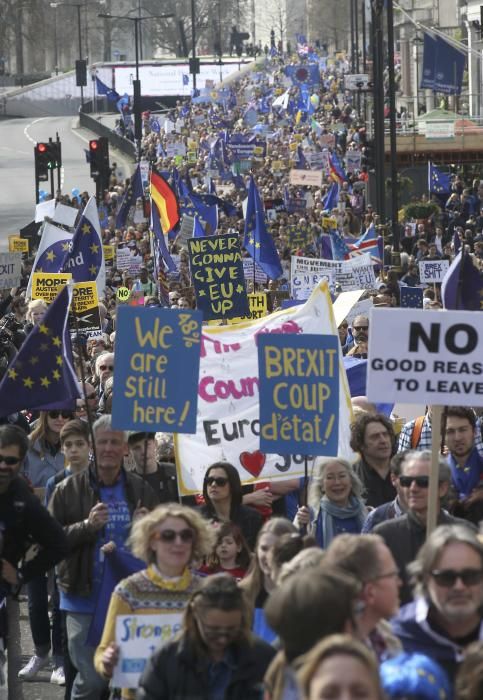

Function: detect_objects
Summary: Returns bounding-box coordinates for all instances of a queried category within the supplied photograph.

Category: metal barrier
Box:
[79,111,136,161]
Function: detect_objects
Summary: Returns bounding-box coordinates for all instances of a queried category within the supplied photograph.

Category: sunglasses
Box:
[197,618,241,639]
[431,568,483,588]
[0,455,20,466]
[399,475,430,488]
[206,476,229,487]
[99,365,114,371]
[48,411,75,419]
[353,325,368,331]
[154,528,194,543]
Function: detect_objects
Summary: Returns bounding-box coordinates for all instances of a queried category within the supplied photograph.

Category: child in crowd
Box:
[199,522,251,580]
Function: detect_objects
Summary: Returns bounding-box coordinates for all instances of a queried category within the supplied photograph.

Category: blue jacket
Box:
[391,598,483,685]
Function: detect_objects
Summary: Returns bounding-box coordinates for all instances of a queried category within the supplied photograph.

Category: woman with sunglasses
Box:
[137,574,276,700]
[199,462,263,551]
[94,504,214,698]
[18,408,73,685]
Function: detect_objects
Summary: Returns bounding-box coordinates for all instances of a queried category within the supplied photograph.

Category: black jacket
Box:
[0,476,68,587]
[137,636,276,700]
[198,503,263,550]
[374,510,466,605]
[49,465,158,596]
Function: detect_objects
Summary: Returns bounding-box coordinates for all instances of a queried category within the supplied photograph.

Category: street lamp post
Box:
[98,12,174,161]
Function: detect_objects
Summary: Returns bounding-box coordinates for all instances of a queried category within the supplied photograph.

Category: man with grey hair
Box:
[373,450,463,604]
[391,524,483,685]
[49,415,158,700]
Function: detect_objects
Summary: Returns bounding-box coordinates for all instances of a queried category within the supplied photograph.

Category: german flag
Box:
[150,170,180,234]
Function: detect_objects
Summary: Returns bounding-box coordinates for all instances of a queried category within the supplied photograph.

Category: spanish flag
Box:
[150,170,180,234]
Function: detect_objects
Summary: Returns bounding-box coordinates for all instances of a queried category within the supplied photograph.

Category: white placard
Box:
[112,613,182,689]
[332,290,366,326]
[344,297,373,326]
[35,199,56,223]
[418,259,450,284]
[291,255,376,292]
[116,248,143,274]
[242,258,268,284]
[289,169,323,187]
[53,203,79,228]
[367,308,483,407]
[0,253,22,289]
[290,257,335,299]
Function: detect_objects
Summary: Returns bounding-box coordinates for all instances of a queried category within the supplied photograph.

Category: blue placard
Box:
[258,334,339,456]
[111,307,202,432]
[188,234,250,321]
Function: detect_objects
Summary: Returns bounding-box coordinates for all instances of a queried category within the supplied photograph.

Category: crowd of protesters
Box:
[1,43,483,700]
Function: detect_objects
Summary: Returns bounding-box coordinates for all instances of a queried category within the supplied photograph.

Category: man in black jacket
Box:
[374,450,463,605]
[0,424,68,685]
[50,415,158,700]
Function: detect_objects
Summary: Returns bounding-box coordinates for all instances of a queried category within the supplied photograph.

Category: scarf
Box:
[317,495,366,548]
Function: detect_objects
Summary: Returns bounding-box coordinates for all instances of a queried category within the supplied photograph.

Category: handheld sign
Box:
[367,308,483,407]
[70,282,102,338]
[112,307,202,432]
[31,272,72,303]
[418,260,450,284]
[258,334,340,455]
[8,237,29,254]
[188,234,249,321]
[0,253,22,289]
[112,613,182,689]
[116,286,131,303]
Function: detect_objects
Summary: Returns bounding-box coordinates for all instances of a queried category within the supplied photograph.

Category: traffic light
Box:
[75,59,87,87]
[89,137,110,182]
[34,141,61,181]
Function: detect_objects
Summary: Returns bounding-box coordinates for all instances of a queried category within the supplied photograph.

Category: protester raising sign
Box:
[258,334,340,455]
[367,308,483,407]
[0,253,22,289]
[291,257,335,300]
[69,282,102,338]
[112,307,202,432]
[188,234,249,320]
[175,282,353,494]
[419,259,450,284]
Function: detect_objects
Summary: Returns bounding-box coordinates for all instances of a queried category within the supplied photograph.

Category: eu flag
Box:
[285,64,320,87]
[329,228,351,261]
[243,176,283,280]
[115,164,144,228]
[428,162,451,195]
[0,285,79,417]
[178,179,218,235]
[400,286,424,308]
[61,197,105,296]
[95,77,120,104]
[441,251,483,311]
[322,183,339,211]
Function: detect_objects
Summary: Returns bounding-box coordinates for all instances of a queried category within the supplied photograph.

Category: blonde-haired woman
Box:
[294,458,367,548]
[24,299,48,333]
[94,504,214,698]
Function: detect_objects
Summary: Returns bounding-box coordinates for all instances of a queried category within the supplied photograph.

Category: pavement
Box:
[7,597,64,700]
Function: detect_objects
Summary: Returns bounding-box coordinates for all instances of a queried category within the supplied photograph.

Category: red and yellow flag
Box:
[150,170,180,234]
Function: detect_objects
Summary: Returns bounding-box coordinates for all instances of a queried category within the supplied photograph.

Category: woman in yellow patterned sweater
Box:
[94,503,214,698]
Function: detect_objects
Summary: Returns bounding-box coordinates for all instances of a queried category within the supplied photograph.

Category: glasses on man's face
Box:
[353,325,368,332]
[0,455,20,466]
[153,528,194,544]
[196,618,241,640]
[399,475,430,488]
[99,365,114,371]
[430,568,483,588]
[48,411,75,420]
[206,476,229,487]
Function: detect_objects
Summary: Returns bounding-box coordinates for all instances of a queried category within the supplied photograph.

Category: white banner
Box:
[112,613,182,689]
[419,259,450,284]
[289,169,323,187]
[291,254,376,293]
[175,282,353,494]
[367,308,483,407]
[242,258,268,284]
[290,257,335,299]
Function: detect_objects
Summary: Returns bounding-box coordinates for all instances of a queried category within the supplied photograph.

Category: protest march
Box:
[1,40,483,700]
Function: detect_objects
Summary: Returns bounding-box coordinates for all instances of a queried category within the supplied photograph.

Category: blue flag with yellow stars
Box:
[428,162,451,194]
[400,286,424,308]
[243,175,283,280]
[61,197,105,296]
[0,284,80,417]
[26,222,71,297]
